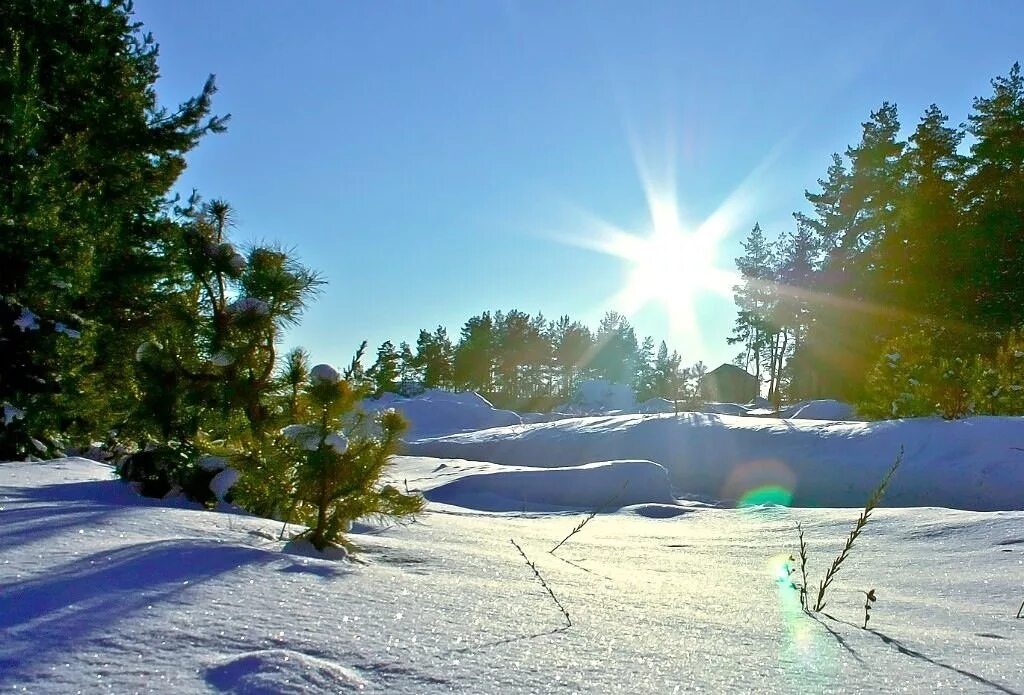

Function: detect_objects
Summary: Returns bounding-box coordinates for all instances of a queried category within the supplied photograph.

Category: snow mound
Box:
[638,398,676,414]
[205,649,368,693]
[423,459,675,512]
[282,538,349,562]
[363,389,521,440]
[780,399,856,421]
[700,402,749,416]
[408,413,1024,510]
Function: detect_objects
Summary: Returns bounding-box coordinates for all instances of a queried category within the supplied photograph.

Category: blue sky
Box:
[134,1,1022,371]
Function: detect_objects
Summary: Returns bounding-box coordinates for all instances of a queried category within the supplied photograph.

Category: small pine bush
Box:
[281,364,422,550]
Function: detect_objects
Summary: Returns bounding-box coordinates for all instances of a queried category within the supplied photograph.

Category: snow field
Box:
[2,458,1023,693]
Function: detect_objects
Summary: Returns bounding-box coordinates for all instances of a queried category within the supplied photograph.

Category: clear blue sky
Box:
[134,0,1022,371]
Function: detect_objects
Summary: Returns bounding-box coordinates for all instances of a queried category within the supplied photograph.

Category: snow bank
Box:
[779,399,856,421]
[363,389,521,440]
[408,413,1024,510]
[422,459,675,512]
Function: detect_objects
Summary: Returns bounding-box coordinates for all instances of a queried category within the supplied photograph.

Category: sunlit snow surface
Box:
[2,449,1023,693]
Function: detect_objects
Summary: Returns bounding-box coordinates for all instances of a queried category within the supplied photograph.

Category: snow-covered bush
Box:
[294,367,421,549]
[233,364,422,550]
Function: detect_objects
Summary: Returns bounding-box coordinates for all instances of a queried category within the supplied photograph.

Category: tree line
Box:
[730,63,1024,410]
[359,310,707,411]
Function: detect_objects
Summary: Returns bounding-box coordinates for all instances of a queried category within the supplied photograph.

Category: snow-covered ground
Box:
[3,445,1024,693]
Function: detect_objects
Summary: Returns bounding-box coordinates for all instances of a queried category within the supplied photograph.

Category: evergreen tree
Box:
[652,341,684,400]
[591,311,639,385]
[963,63,1024,329]
[888,104,966,319]
[284,364,422,550]
[634,336,657,400]
[371,341,401,396]
[453,312,495,392]
[550,316,593,399]
[398,341,416,386]
[729,222,775,388]
[0,0,227,455]
[414,327,453,389]
[131,195,322,447]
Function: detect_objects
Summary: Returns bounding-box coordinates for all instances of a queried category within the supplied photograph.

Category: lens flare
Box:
[721,459,796,508]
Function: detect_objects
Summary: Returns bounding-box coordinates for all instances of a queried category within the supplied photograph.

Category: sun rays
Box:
[553,150,750,355]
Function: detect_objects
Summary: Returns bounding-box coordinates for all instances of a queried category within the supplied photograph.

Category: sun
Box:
[616,205,734,324]
[560,191,739,345]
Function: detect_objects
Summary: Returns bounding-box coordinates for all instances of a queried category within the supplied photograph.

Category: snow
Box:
[408,413,1024,511]
[556,378,636,414]
[13,308,38,331]
[363,389,522,440]
[135,341,163,362]
[420,459,677,512]
[226,297,269,315]
[2,456,1024,693]
[210,351,235,367]
[209,468,240,502]
[280,424,321,451]
[53,322,81,339]
[325,432,349,455]
[780,399,856,421]
[1,402,24,424]
[309,363,341,384]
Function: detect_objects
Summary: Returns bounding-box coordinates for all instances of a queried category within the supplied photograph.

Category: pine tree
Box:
[963,63,1024,329]
[131,195,322,449]
[591,311,639,385]
[729,223,775,388]
[634,336,657,400]
[414,327,453,389]
[284,364,422,550]
[453,312,495,393]
[889,105,966,319]
[0,0,227,455]
[550,316,593,399]
[371,341,401,396]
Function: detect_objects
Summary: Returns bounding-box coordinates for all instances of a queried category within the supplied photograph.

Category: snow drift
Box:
[422,459,675,512]
[407,413,1024,511]
[363,389,521,440]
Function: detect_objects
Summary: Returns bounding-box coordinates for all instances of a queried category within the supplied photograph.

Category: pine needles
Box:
[511,538,572,628]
